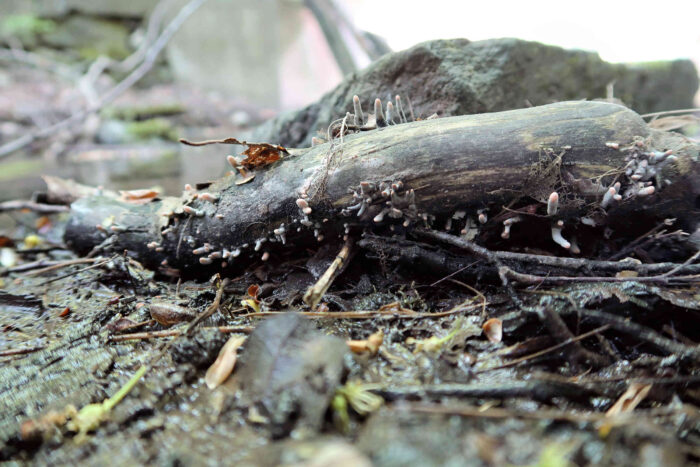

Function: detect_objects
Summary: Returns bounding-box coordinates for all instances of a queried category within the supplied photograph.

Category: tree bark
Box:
[63,101,699,274]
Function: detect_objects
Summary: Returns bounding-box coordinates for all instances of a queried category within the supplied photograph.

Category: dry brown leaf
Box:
[482,318,503,343]
[347,329,384,355]
[35,216,51,231]
[103,317,140,333]
[205,335,247,389]
[605,382,652,417]
[180,137,287,170]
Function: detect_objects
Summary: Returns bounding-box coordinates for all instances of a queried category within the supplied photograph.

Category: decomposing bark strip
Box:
[62,101,699,273]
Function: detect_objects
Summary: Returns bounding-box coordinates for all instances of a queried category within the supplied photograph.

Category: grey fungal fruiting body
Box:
[353,95,364,126]
[551,221,571,249]
[374,98,387,127]
[547,192,559,216]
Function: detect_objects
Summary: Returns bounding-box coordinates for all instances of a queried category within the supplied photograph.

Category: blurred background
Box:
[1,0,699,202]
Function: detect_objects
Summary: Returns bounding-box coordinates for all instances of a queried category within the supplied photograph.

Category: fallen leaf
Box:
[241,285,261,312]
[599,382,652,437]
[205,335,247,389]
[180,137,287,170]
[235,313,347,437]
[104,317,139,333]
[35,216,51,231]
[482,318,503,343]
[347,329,384,355]
[119,189,160,204]
[149,301,195,326]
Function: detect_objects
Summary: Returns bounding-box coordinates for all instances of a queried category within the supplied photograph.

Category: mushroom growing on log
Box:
[63,101,699,275]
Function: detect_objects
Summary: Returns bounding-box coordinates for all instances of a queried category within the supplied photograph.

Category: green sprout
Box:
[67,365,147,443]
[406,316,476,354]
[332,381,384,432]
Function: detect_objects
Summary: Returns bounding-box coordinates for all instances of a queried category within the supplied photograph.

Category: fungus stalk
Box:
[547,192,559,216]
[353,95,364,126]
[551,221,571,249]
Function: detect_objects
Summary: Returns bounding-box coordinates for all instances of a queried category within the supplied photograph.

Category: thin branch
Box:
[406,403,699,424]
[478,325,611,372]
[19,258,97,276]
[560,308,700,359]
[37,255,117,285]
[418,229,700,276]
[0,200,69,214]
[640,108,700,119]
[108,325,253,342]
[303,237,353,309]
[0,345,45,357]
[0,0,208,160]
[501,266,699,286]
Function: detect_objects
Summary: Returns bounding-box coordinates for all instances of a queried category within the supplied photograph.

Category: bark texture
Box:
[63,101,700,274]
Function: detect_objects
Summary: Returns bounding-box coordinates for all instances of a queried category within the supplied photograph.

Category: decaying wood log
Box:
[63,101,699,274]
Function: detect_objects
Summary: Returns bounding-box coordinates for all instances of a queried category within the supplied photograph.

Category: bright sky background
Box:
[346,0,700,65]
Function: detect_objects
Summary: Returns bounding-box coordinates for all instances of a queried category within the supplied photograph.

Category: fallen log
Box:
[63,101,699,274]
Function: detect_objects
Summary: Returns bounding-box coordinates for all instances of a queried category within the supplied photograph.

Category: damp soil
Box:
[1,218,699,466]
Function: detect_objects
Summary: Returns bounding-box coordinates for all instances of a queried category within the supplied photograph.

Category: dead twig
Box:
[21,258,98,276]
[641,108,700,119]
[558,308,700,359]
[108,325,253,342]
[536,308,611,369]
[37,255,117,285]
[447,279,487,319]
[0,200,69,214]
[419,230,700,277]
[406,402,699,424]
[0,345,45,357]
[478,325,611,372]
[501,266,700,286]
[183,277,230,336]
[303,237,354,309]
[235,302,481,320]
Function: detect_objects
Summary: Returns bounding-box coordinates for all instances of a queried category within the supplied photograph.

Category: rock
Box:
[233,313,348,439]
[251,38,699,148]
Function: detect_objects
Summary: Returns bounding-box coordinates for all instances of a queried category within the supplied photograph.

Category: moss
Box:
[0,14,55,47]
[101,103,186,121]
[111,150,180,181]
[41,16,131,60]
[0,159,45,182]
[124,118,178,142]
[626,60,674,71]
